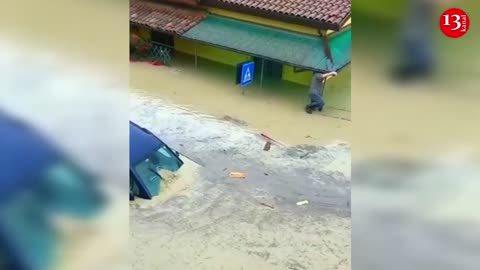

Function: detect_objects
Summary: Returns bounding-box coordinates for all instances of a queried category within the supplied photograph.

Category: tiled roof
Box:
[210,0,351,27]
[130,0,207,35]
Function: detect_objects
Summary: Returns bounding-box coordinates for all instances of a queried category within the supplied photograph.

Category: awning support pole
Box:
[194,44,198,69]
[260,59,265,88]
[319,30,334,70]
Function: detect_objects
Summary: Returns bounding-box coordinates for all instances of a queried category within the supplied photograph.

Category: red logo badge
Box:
[440,8,470,38]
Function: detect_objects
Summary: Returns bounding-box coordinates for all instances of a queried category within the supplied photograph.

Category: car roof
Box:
[129,121,165,166]
[0,112,60,201]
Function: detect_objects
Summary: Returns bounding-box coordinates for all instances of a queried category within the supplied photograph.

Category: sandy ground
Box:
[130,90,351,270]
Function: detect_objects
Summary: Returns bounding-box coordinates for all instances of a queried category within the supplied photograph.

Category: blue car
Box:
[0,111,104,270]
[129,121,183,200]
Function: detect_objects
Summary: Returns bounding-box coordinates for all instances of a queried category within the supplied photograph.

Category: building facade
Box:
[130,0,351,86]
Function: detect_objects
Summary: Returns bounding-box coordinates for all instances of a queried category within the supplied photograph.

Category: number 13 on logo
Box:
[440,8,470,38]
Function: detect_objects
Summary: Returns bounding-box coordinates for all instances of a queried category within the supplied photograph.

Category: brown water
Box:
[0,0,129,80]
[353,51,480,161]
[54,191,128,270]
[129,93,351,270]
[1,2,351,269]
[1,0,350,147]
[4,0,476,161]
[130,57,351,146]
[0,2,129,269]
[130,157,201,208]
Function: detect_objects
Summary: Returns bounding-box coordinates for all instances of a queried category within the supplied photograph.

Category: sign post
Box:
[236,61,255,94]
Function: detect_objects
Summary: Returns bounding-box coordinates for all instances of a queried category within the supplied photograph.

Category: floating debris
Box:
[296,200,309,206]
[263,141,272,151]
[260,133,287,147]
[229,172,246,179]
[259,202,275,209]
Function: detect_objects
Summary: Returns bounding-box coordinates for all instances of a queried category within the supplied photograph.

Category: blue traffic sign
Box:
[239,61,255,87]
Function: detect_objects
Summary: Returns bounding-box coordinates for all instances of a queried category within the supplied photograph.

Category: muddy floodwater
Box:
[130,83,351,269]
[130,61,351,146]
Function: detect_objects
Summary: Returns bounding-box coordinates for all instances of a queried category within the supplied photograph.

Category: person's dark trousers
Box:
[305,93,325,114]
[394,38,433,81]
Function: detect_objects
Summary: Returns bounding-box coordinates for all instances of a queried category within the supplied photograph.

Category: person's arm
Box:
[322,71,338,78]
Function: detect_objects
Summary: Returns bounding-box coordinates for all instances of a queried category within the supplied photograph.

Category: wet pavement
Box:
[130,90,351,270]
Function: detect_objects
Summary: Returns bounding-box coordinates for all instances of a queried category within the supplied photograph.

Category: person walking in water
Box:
[393,0,435,81]
[305,71,337,114]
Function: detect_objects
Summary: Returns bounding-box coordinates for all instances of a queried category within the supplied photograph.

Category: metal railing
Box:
[149,41,172,65]
[130,41,173,66]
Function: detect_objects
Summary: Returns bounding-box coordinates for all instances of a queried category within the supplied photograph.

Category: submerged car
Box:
[0,111,104,270]
[129,121,184,200]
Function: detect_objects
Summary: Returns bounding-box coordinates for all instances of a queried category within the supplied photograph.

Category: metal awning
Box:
[181,15,350,72]
[329,28,351,71]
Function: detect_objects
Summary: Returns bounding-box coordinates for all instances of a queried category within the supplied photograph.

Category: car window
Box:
[40,161,103,218]
[132,145,181,198]
[154,146,181,172]
[134,160,161,197]
[0,160,104,270]
[0,190,56,270]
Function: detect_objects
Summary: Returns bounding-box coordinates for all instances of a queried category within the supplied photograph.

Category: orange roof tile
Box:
[209,0,350,27]
[130,0,207,35]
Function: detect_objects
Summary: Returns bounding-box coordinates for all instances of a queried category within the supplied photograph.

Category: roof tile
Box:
[130,0,207,35]
[212,0,350,26]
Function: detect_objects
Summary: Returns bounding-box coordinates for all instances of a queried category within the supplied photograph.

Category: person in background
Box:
[393,0,435,81]
[305,71,337,114]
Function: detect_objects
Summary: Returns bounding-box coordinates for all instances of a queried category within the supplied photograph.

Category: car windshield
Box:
[40,161,103,217]
[0,160,103,270]
[133,145,182,197]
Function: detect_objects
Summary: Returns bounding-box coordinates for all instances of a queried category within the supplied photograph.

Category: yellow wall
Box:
[282,65,313,86]
[207,8,319,36]
[327,17,351,36]
[131,26,152,41]
[322,65,351,111]
[174,36,251,66]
